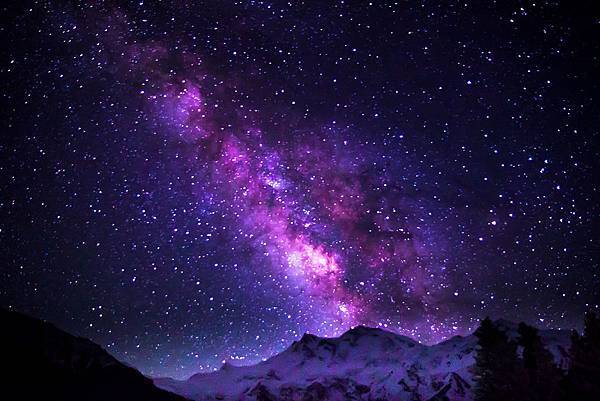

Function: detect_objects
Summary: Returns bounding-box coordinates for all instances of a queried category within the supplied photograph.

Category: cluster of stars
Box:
[0,0,598,380]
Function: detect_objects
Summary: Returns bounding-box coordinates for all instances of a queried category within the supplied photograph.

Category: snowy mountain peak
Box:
[293,332,319,347]
[155,322,571,401]
[345,324,387,335]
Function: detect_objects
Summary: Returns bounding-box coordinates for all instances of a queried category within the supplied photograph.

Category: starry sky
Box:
[1,1,598,379]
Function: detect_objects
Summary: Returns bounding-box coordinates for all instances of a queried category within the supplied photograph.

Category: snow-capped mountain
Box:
[155,321,571,401]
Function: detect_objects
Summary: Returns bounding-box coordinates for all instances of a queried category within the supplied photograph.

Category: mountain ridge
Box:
[155,320,571,401]
[1,308,188,401]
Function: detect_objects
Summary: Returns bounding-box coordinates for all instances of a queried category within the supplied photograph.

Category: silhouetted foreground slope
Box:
[0,308,187,401]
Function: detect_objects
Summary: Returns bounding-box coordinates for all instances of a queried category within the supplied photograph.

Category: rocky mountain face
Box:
[1,308,187,401]
[156,322,570,401]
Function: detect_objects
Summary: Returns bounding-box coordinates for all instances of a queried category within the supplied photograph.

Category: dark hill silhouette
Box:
[0,308,187,401]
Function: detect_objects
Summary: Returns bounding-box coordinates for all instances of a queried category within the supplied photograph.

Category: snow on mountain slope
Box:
[155,322,570,401]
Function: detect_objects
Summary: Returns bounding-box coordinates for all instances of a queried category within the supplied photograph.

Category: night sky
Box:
[1,1,598,379]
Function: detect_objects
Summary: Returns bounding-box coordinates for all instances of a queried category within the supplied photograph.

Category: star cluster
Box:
[0,1,598,379]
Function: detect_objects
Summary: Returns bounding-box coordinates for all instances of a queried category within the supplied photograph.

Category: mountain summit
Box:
[156,322,570,401]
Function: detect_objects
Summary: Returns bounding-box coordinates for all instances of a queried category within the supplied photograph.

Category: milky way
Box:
[1,1,598,379]
[128,32,443,336]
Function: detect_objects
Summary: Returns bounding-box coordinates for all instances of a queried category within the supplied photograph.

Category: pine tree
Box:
[473,317,523,401]
[517,322,562,401]
[563,311,600,401]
